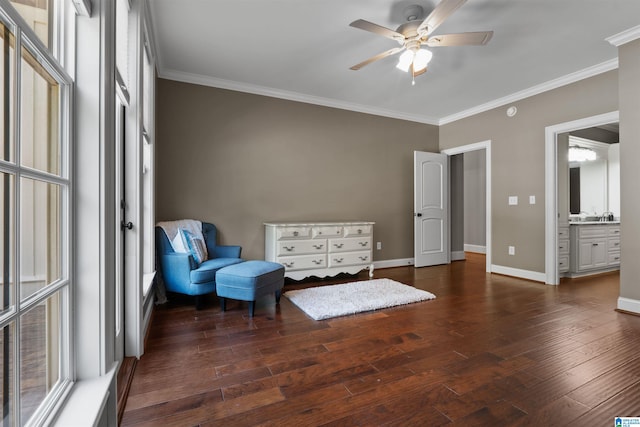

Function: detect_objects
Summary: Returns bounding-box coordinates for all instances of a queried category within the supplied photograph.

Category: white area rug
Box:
[284,278,436,320]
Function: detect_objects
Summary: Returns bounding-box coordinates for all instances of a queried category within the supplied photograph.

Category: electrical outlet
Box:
[508,196,518,206]
[508,246,515,256]
[376,242,382,250]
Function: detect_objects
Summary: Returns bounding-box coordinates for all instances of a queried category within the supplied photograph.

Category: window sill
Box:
[143,271,156,299]
[52,363,117,426]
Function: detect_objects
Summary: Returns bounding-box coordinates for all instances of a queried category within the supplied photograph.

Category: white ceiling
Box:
[148,0,640,125]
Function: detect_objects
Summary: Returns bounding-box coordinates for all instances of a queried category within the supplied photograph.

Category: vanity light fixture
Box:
[568,146,597,162]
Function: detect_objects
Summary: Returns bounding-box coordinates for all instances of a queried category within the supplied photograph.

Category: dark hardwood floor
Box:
[121,253,640,426]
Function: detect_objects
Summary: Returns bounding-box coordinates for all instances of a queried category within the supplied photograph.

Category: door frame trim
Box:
[544,110,619,285]
[442,140,492,273]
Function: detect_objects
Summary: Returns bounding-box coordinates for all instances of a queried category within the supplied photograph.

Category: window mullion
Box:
[13,166,69,187]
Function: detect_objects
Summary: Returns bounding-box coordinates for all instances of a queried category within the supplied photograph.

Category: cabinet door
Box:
[578,239,608,271]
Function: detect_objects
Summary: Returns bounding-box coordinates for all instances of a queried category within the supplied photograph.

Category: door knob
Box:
[121,221,133,230]
[414,213,422,217]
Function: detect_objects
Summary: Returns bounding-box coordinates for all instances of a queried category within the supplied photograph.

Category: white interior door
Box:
[414,151,450,267]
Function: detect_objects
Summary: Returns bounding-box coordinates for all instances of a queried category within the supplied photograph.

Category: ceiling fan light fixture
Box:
[396,48,432,73]
[412,48,432,71]
[396,50,414,72]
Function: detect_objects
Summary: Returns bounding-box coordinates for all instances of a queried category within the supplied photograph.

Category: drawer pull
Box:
[312,259,323,265]
[334,243,344,249]
[283,246,295,252]
[357,229,362,234]
[614,256,620,260]
[359,256,369,261]
[313,244,324,250]
[283,262,294,268]
[359,242,368,247]
[592,243,599,246]
[614,242,620,246]
[334,258,344,263]
[293,231,299,236]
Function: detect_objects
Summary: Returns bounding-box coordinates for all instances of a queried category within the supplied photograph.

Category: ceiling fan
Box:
[349,0,493,81]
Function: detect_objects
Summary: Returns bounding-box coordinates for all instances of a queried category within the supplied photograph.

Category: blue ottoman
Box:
[216,261,285,317]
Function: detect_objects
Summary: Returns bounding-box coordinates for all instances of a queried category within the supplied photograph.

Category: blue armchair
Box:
[155,222,243,308]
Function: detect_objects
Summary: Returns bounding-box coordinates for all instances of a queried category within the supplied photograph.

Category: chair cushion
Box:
[190,258,244,284]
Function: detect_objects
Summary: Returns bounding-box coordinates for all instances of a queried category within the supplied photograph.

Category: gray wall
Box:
[619,39,640,302]
[155,79,439,261]
[463,149,486,248]
[440,70,618,273]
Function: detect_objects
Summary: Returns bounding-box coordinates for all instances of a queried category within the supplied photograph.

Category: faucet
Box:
[601,211,614,221]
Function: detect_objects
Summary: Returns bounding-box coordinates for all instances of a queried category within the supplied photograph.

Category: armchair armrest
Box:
[211,245,242,259]
[161,253,196,287]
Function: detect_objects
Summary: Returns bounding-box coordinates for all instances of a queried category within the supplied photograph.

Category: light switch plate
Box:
[508,196,518,205]
[529,195,536,204]
[508,246,515,255]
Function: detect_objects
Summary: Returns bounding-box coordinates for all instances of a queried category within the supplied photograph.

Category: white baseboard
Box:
[617,297,640,315]
[491,264,546,283]
[451,251,466,261]
[464,244,486,254]
[373,258,415,269]
[374,259,545,284]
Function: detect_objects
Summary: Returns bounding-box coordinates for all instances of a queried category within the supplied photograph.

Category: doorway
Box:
[442,140,492,273]
[544,110,619,284]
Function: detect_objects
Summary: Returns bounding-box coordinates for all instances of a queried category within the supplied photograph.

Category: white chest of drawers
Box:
[264,221,375,280]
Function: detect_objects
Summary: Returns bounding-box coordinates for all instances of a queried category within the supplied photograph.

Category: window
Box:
[0,3,71,425]
[141,38,154,291]
[8,0,52,51]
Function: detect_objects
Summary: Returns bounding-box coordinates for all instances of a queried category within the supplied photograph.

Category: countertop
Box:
[569,221,620,225]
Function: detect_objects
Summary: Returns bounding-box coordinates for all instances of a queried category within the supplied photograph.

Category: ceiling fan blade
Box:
[350,19,405,42]
[350,47,404,70]
[425,31,494,47]
[417,0,467,36]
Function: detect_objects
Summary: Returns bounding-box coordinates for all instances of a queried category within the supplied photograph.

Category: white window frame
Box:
[141,26,154,298]
[0,1,74,425]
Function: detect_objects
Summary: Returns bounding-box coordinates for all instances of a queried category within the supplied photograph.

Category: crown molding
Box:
[438,58,618,125]
[158,57,618,128]
[158,68,440,125]
[568,136,613,157]
[607,25,640,47]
